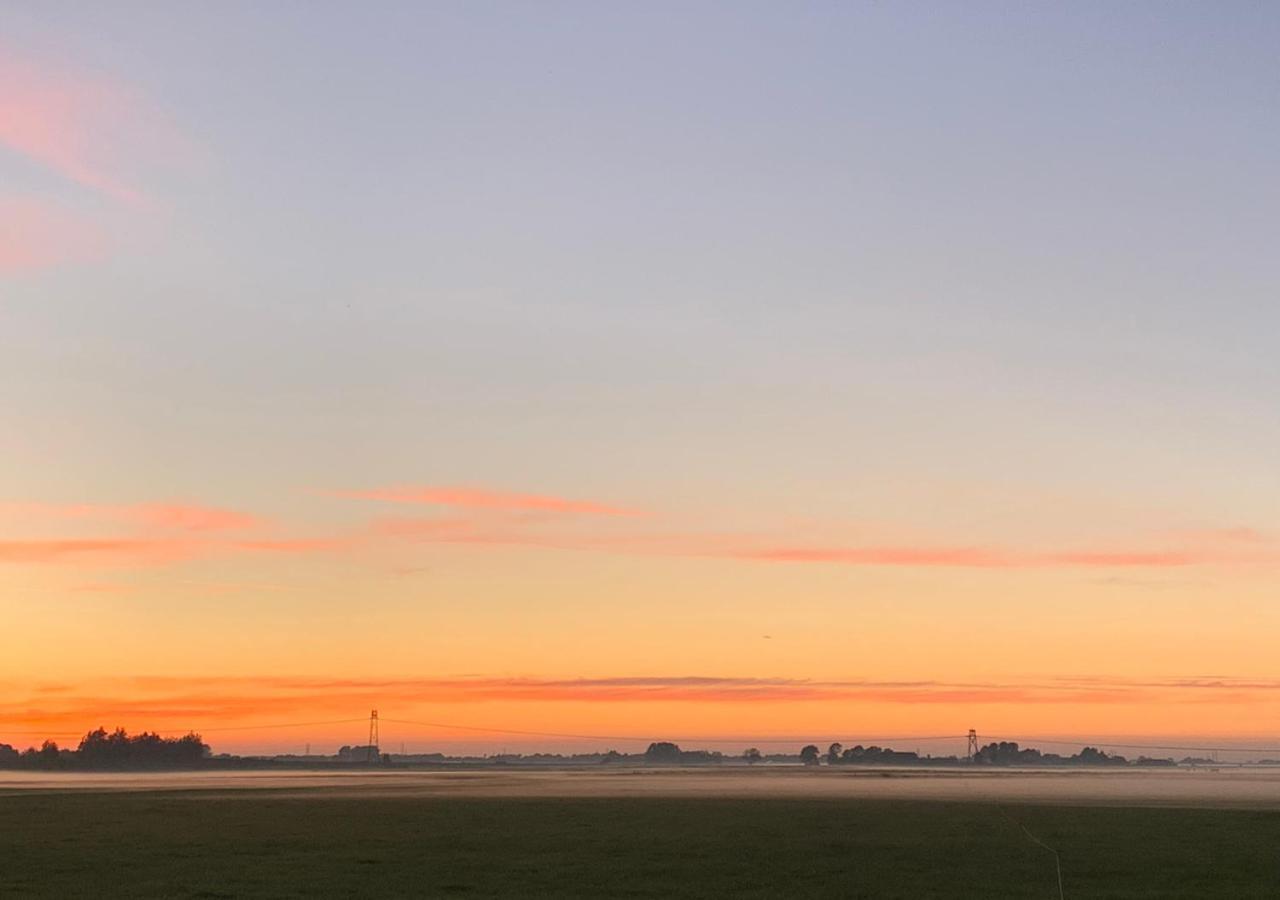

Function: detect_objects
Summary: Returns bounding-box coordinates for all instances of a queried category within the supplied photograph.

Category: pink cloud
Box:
[0,501,262,532]
[0,500,324,568]
[233,537,355,554]
[0,195,106,272]
[0,49,199,273]
[332,485,641,517]
[0,53,176,206]
[371,513,1280,570]
[1038,550,1198,568]
[2,491,1274,575]
[731,545,1015,568]
[0,535,352,569]
[734,541,1279,570]
[131,504,261,532]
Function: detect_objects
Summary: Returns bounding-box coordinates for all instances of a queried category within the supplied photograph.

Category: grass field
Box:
[2,792,1278,898]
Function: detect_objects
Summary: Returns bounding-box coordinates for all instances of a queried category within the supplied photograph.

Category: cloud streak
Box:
[2,490,1276,573]
[1,501,263,532]
[0,539,197,565]
[331,485,641,517]
[374,516,1280,570]
[0,500,339,567]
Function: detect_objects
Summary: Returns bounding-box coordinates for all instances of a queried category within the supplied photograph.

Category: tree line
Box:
[0,732,1173,770]
[787,740,1131,766]
[0,728,210,770]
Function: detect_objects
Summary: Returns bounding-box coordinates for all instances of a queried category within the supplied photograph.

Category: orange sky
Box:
[3,488,1280,753]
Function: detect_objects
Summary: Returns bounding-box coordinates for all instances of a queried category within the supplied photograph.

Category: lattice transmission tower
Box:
[368,709,380,763]
[967,729,979,761]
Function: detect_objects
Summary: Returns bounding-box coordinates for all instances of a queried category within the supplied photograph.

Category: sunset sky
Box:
[3,3,1279,755]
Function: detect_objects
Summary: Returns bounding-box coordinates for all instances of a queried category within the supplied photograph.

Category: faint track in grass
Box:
[1001,807,1065,900]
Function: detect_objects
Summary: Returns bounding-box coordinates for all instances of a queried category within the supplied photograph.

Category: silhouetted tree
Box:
[973,741,1033,765]
[837,744,921,765]
[676,749,725,765]
[799,744,820,766]
[1077,746,1127,766]
[743,748,762,765]
[75,727,208,769]
[0,743,18,767]
[827,742,843,765]
[644,742,682,764]
[19,740,65,769]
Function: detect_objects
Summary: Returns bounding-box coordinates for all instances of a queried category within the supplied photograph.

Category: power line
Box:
[367,710,380,762]
[379,717,966,746]
[189,717,370,733]
[0,717,368,739]
[994,736,1280,755]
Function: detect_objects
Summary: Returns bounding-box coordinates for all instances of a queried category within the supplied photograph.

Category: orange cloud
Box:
[0,538,196,565]
[331,485,640,517]
[67,582,129,594]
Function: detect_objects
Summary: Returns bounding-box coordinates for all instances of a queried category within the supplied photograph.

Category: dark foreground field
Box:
[2,792,1279,898]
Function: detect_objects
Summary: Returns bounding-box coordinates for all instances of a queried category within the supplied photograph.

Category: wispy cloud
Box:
[232,537,356,554]
[134,504,261,532]
[371,514,1280,570]
[2,490,1275,574]
[730,545,1015,568]
[0,195,106,272]
[0,500,333,568]
[1,501,263,532]
[0,48,197,274]
[0,538,197,565]
[330,485,641,517]
[0,51,187,206]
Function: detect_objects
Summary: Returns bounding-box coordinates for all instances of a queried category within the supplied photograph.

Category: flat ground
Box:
[3,771,1280,897]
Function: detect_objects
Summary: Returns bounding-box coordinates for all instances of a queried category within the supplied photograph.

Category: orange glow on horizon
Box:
[5,674,1280,755]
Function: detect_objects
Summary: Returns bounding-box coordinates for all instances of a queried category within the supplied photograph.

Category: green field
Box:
[2,792,1278,898]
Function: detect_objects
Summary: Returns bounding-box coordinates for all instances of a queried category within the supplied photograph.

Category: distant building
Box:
[337,745,381,763]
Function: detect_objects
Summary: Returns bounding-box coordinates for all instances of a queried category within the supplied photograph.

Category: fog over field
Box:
[9,767,1280,809]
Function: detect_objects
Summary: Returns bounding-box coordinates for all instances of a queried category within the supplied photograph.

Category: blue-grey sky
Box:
[3,3,1279,746]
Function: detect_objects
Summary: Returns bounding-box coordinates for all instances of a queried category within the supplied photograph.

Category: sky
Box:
[2,2,1279,755]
